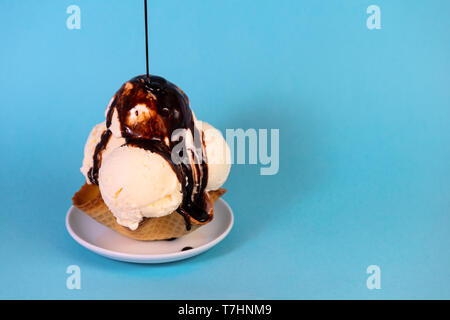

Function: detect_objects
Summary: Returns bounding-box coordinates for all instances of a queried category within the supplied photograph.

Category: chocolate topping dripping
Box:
[87,129,112,185]
[91,75,211,230]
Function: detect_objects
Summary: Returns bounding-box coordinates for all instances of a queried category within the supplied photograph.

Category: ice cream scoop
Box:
[99,145,182,230]
[80,122,125,183]
[196,120,231,191]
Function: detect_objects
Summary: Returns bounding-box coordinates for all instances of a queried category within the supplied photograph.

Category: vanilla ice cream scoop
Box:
[80,121,125,184]
[196,120,231,191]
[99,145,182,230]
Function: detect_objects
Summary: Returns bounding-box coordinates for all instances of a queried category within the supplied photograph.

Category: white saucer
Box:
[65,199,234,263]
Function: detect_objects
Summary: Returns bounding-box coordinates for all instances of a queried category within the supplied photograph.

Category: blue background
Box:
[0,0,449,299]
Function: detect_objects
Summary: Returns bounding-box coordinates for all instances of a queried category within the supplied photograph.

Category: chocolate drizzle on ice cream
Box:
[87,129,112,185]
[87,75,211,230]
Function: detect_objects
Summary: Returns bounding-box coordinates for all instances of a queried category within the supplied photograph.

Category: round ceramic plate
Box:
[66,199,233,263]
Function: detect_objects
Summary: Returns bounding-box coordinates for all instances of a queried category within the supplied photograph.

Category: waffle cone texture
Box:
[72,183,226,241]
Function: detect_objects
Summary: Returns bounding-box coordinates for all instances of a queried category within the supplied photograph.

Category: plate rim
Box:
[65,198,234,262]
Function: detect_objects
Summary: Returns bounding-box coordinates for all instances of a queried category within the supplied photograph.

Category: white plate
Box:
[65,199,233,263]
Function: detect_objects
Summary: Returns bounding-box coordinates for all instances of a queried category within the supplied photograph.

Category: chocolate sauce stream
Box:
[97,75,210,230]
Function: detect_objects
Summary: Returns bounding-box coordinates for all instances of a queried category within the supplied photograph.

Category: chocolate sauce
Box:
[181,246,193,251]
[144,0,150,77]
[91,75,211,230]
[87,129,112,185]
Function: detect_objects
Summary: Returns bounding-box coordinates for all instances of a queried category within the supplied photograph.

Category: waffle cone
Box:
[72,183,226,241]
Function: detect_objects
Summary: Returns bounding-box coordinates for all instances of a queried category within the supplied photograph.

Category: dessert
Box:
[73,75,231,240]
